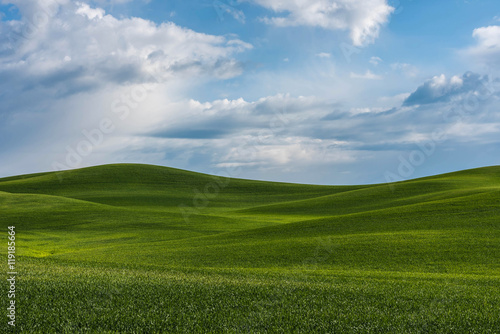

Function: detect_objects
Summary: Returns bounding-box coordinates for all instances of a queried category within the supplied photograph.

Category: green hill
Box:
[1,164,499,333]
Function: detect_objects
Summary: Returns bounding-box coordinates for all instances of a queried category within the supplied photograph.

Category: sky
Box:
[1,0,500,185]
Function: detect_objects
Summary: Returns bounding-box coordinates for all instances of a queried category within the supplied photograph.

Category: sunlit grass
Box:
[1,164,500,332]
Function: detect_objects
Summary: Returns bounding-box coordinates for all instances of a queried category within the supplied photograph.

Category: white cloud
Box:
[369,56,383,66]
[450,75,463,86]
[350,70,382,80]
[446,122,500,141]
[221,136,355,167]
[403,72,491,106]
[473,25,500,48]
[316,52,331,58]
[466,25,500,69]
[251,0,394,46]
[76,2,105,19]
[0,1,252,95]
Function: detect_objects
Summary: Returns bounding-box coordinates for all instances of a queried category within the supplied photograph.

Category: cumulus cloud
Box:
[140,94,331,140]
[472,25,500,49]
[403,72,491,106]
[122,94,359,176]
[467,25,500,68]
[0,0,251,97]
[250,0,394,46]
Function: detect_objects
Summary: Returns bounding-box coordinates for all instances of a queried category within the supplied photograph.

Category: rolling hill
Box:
[1,164,499,333]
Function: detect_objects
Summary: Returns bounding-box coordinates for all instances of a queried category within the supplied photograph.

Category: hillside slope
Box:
[0,163,498,273]
[1,164,500,332]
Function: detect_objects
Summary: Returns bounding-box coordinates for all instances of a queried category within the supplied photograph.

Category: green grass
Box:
[1,163,500,333]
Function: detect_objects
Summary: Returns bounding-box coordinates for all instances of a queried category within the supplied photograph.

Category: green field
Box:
[1,164,500,333]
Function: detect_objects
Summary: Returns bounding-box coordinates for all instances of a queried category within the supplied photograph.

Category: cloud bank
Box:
[0,0,251,99]
[403,72,490,106]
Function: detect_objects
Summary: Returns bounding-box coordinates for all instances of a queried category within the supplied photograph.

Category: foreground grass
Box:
[1,164,500,332]
[6,257,500,333]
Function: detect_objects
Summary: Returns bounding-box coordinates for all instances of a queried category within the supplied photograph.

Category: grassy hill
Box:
[1,164,499,333]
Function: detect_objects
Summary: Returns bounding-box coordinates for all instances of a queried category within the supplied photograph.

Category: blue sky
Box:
[1,0,500,185]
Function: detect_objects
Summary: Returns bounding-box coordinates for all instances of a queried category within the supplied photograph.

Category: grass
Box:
[1,163,500,333]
